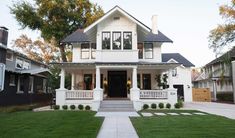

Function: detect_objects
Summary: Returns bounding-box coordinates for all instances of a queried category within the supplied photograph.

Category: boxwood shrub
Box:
[78,104,84,110]
[151,103,157,109]
[85,105,91,110]
[62,105,68,110]
[158,103,164,109]
[70,105,76,110]
[53,105,60,110]
[217,93,233,102]
[174,103,180,109]
[143,104,149,109]
[166,103,171,109]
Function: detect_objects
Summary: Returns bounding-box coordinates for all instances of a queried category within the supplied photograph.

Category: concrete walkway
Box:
[96,112,139,138]
[184,102,235,119]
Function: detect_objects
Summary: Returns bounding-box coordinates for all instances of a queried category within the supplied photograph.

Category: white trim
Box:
[84,6,150,33]
[28,76,34,93]
[167,58,185,68]
[6,51,13,61]
[0,63,5,91]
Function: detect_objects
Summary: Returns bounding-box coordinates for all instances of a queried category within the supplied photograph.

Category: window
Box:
[138,43,143,59]
[81,43,90,59]
[102,32,110,49]
[84,74,92,90]
[17,76,24,93]
[113,32,121,50]
[123,32,132,49]
[144,43,153,59]
[137,74,141,89]
[43,79,47,93]
[91,43,96,59]
[172,68,177,77]
[142,74,151,90]
[6,52,13,61]
[9,75,15,86]
[16,58,31,69]
[28,76,34,93]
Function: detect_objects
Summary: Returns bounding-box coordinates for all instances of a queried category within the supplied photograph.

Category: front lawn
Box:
[0,111,103,138]
[131,110,235,138]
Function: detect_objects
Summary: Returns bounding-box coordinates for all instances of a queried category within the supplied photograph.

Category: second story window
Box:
[16,58,30,69]
[102,32,110,49]
[144,43,153,59]
[123,32,132,49]
[138,43,143,59]
[113,32,121,50]
[81,43,90,59]
[91,43,96,59]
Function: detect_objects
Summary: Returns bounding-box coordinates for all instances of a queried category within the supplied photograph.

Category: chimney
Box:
[151,15,158,34]
[0,26,9,47]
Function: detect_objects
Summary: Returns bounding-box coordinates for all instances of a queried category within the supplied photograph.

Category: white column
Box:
[168,68,173,89]
[60,68,65,89]
[95,67,101,89]
[212,79,217,101]
[71,73,75,90]
[132,67,138,89]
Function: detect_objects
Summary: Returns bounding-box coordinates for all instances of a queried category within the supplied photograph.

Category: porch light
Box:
[127,77,131,86]
[103,77,108,85]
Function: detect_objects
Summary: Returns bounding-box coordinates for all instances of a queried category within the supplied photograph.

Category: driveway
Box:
[184,102,235,120]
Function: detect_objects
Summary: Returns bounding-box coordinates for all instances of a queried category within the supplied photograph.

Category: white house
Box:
[54,6,194,111]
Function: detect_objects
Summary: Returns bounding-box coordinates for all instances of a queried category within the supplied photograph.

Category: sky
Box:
[0,0,231,67]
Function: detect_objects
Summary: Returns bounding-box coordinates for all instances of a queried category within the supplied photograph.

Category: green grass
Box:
[131,110,235,138]
[0,111,103,138]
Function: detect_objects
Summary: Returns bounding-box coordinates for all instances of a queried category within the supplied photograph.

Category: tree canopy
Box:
[209,0,235,57]
[10,0,104,62]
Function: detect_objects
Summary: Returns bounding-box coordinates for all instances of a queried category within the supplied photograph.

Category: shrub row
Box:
[143,101,183,110]
[53,105,91,110]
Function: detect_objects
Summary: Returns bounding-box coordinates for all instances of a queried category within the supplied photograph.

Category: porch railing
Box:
[66,90,93,100]
[139,90,168,99]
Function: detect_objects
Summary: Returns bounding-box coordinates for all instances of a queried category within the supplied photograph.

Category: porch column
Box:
[71,73,75,90]
[132,67,138,89]
[168,68,173,89]
[60,68,65,89]
[95,67,101,89]
[232,61,235,103]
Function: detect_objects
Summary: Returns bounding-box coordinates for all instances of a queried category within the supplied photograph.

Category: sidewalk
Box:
[96,112,139,138]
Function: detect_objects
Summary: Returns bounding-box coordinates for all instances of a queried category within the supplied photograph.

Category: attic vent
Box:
[113,17,120,20]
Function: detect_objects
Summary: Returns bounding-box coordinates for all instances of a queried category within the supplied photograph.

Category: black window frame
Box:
[112,32,122,50]
[144,43,153,59]
[102,32,111,50]
[81,43,90,59]
[123,32,132,50]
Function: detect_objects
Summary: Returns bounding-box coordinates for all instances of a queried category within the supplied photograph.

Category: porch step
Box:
[99,100,135,112]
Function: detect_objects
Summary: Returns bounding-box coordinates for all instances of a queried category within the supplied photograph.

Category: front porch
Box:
[55,62,179,111]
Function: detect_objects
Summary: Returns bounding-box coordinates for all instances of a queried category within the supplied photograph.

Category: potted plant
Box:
[127,78,131,98]
[155,74,163,89]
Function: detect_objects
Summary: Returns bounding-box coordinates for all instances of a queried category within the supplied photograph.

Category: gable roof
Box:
[162,53,195,67]
[62,5,172,43]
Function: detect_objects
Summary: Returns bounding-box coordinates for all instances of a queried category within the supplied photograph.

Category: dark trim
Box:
[102,32,111,50]
[123,32,132,50]
[112,31,122,50]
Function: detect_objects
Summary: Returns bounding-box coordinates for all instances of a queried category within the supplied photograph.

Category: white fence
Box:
[139,90,168,99]
[66,90,93,99]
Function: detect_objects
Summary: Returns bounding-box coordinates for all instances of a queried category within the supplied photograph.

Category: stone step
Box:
[99,100,135,112]
[98,108,135,112]
[100,104,134,108]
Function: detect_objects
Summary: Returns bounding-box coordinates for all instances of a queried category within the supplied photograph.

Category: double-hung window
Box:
[144,43,153,59]
[17,76,24,93]
[113,32,121,50]
[81,43,90,59]
[123,32,132,49]
[102,32,111,49]
[91,43,96,59]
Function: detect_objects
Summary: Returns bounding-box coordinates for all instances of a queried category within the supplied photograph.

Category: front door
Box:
[108,71,127,97]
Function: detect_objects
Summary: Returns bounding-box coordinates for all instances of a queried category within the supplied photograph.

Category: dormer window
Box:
[16,58,31,69]
[123,32,132,49]
[102,32,110,50]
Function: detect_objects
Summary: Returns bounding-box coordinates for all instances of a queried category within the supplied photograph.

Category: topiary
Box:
[53,105,60,110]
[158,103,164,109]
[166,103,171,109]
[70,105,76,110]
[174,103,180,109]
[178,100,183,108]
[85,105,91,110]
[62,105,68,110]
[143,104,149,110]
[151,103,157,109]
[78,104,84,110]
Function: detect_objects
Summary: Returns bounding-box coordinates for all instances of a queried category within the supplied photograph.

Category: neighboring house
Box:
[0,26,51,106]
[54,6,194,111]
[193,47,235,101]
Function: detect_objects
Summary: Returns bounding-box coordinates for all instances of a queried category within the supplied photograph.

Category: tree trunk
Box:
[59,44,67,62]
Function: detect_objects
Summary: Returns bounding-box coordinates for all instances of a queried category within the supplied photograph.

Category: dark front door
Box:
[108,71,127,97]
[173,85,184,101]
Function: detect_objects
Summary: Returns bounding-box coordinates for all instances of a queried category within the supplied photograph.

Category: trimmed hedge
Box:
[70,105,76,110]
[53,105,60,110]
[151,103,157,109]
[158,103,164,109]
[174,103,180,109]
[217,93,234,102]
[143,104,149,109]
[78,104,84,110]
[62,105,68,110]
[166,103,171,109]
[85,105,91,110]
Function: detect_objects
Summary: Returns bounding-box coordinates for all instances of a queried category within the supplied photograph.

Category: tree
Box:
[209,0,235,57]
[10,0,104,62]
[13,34,60,64]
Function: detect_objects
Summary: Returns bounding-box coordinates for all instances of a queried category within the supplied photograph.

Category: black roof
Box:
[205,47,235,67]
[61,5,172,43]
[162,53,195,67]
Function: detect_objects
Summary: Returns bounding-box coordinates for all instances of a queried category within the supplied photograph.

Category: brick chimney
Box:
[0,26,8,64]
[151,15,158,34]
